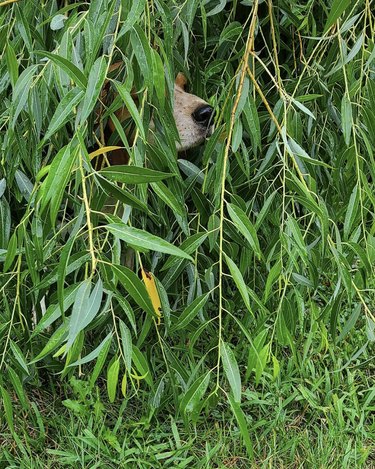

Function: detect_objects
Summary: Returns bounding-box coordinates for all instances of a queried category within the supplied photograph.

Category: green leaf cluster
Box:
[0,0,374,462]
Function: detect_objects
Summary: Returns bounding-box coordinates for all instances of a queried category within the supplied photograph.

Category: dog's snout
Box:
[192,105,215,128]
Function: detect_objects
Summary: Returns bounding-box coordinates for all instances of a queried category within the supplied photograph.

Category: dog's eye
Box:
[192,105,215,127]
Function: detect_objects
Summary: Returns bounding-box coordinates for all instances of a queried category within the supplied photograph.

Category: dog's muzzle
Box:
[192,105,215,129]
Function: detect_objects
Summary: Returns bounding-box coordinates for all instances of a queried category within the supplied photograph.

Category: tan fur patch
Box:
[173,81,214,151]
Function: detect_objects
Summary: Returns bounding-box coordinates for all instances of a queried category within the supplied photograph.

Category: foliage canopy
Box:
[0,0,374,465]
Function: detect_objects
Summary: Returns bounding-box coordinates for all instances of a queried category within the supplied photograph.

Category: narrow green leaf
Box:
[57,210,84,317]
[246,329,268,379]
[0,385,14,433]
[206,0,227,16]
[326,34,364,77]
[219,22,243,45]
[96,175,149,213]
[347,241,371,273]
[32,283,81,336]
[162,233,207,272]
[68,332,112,367]
[178,159,205,184]
[234,75,249,119]
[366,317,375,342]
[150,377,165,409]
[43,88,84,142]
[130,24,153,89]
[255,191,277,230]
[132,345,153,388]
[114,295,137,334]
[107,356,120,403]
[221,341,241,403]
[9,340,29,374]
[286,217,307,259]
[30,323,68,363]
[287,136,330,167]
[35,51,87,88]
[224,254,252,314]
[232,119,243,153]
[119,320,132,372]
[151,49,165,109]
[111,264,155,318]
[67,278,103,349]
[5,42,18,88]
[89,333,112,388]
[180,372,211,415]
[99,165,174,184]
[243,96,261,154]
[8,367,29,410]
[11,64,37,127]
[79,56,107,125]
[290,97,316,120]
[343,183,359,240]
[114,82,145,140]
[15,170,33,201]
[119,0,146,35]
[106,224,193,260]
[227,203,261,258]
[324,0,351,33]
[172,293,209,331]
[150,181,185,217]
[264,260,282,302]
[4,231,17,273]
[50,14,67,31]
[341,95,352,146]
[39,143,77,225]
[0,179,6,199]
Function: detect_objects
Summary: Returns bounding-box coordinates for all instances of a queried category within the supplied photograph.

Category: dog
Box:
[101,65,215,164]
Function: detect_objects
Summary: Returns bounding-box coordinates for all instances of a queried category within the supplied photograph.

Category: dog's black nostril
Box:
[192,105,215,127]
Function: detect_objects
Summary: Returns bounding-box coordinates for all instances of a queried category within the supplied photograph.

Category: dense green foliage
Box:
[1,0,374,466]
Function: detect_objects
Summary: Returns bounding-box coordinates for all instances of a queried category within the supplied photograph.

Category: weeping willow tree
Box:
[0,0,374,465]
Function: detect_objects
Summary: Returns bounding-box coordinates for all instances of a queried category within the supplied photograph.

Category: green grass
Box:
[1,0,375,466]
[1,352,373,468]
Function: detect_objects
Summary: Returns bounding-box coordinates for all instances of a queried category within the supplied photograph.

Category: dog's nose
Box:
[192,105,215,128]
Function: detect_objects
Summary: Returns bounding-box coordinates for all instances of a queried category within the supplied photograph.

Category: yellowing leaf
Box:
[88,146,123,160]
[141,268,162,325]
[121,373,127,397]
[53,343,66,358]
[130,371,149,381]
